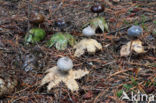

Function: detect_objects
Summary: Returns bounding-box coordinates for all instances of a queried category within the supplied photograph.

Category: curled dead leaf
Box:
[41,66,89,92]
[74,39,102,57]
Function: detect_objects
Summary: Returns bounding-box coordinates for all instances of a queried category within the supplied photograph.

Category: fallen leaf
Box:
[41,66,89,92]
[74,39,102,57]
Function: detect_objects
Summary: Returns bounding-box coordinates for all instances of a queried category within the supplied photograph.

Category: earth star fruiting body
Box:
[30,12,45,24]
[91,5,105,14]
[55,20,67,28]
[25,28,46,44]
[40,66,89,91]
[48,32,76,50]
[74,39,102,57]
[57,57,73,72]
[82,26,95,36]
[127,25,143,38]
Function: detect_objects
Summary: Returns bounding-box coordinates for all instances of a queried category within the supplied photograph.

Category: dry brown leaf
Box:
[41,66,89,92]
[120,40,145,57]
[74,39,102,57]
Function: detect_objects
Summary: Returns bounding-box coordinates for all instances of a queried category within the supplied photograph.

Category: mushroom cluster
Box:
[28,3,149,94]
[40,4,108,92]
[75,4,108,57]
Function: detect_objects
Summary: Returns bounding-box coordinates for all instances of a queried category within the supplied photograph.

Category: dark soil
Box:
[0,0,156,102]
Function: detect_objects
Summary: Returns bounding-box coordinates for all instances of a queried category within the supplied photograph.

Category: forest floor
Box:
[0,0,156,103]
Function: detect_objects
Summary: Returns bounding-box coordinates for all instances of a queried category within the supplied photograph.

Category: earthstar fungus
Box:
[91,5,105,16]
[74,39,102,57]
[41,57,89,91]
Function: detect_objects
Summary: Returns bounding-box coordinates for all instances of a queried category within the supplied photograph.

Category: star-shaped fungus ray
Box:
[74,39,102,57]
[120,40,145,57]
[40,66,89,91]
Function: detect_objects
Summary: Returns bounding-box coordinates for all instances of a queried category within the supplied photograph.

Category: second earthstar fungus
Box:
[25,28,46,44]
[47,32,76,50]
[90,4,105,16]
[90,17,109,33]
[127,25,143,39]
[82,17,109,36]
[30,12,45,25]
[55,20,71,32]
[74,39,102,57]
[120,40,146,57]
[82,16,109,37]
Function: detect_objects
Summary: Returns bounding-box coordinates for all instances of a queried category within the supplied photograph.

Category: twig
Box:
[106,68,132,80]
